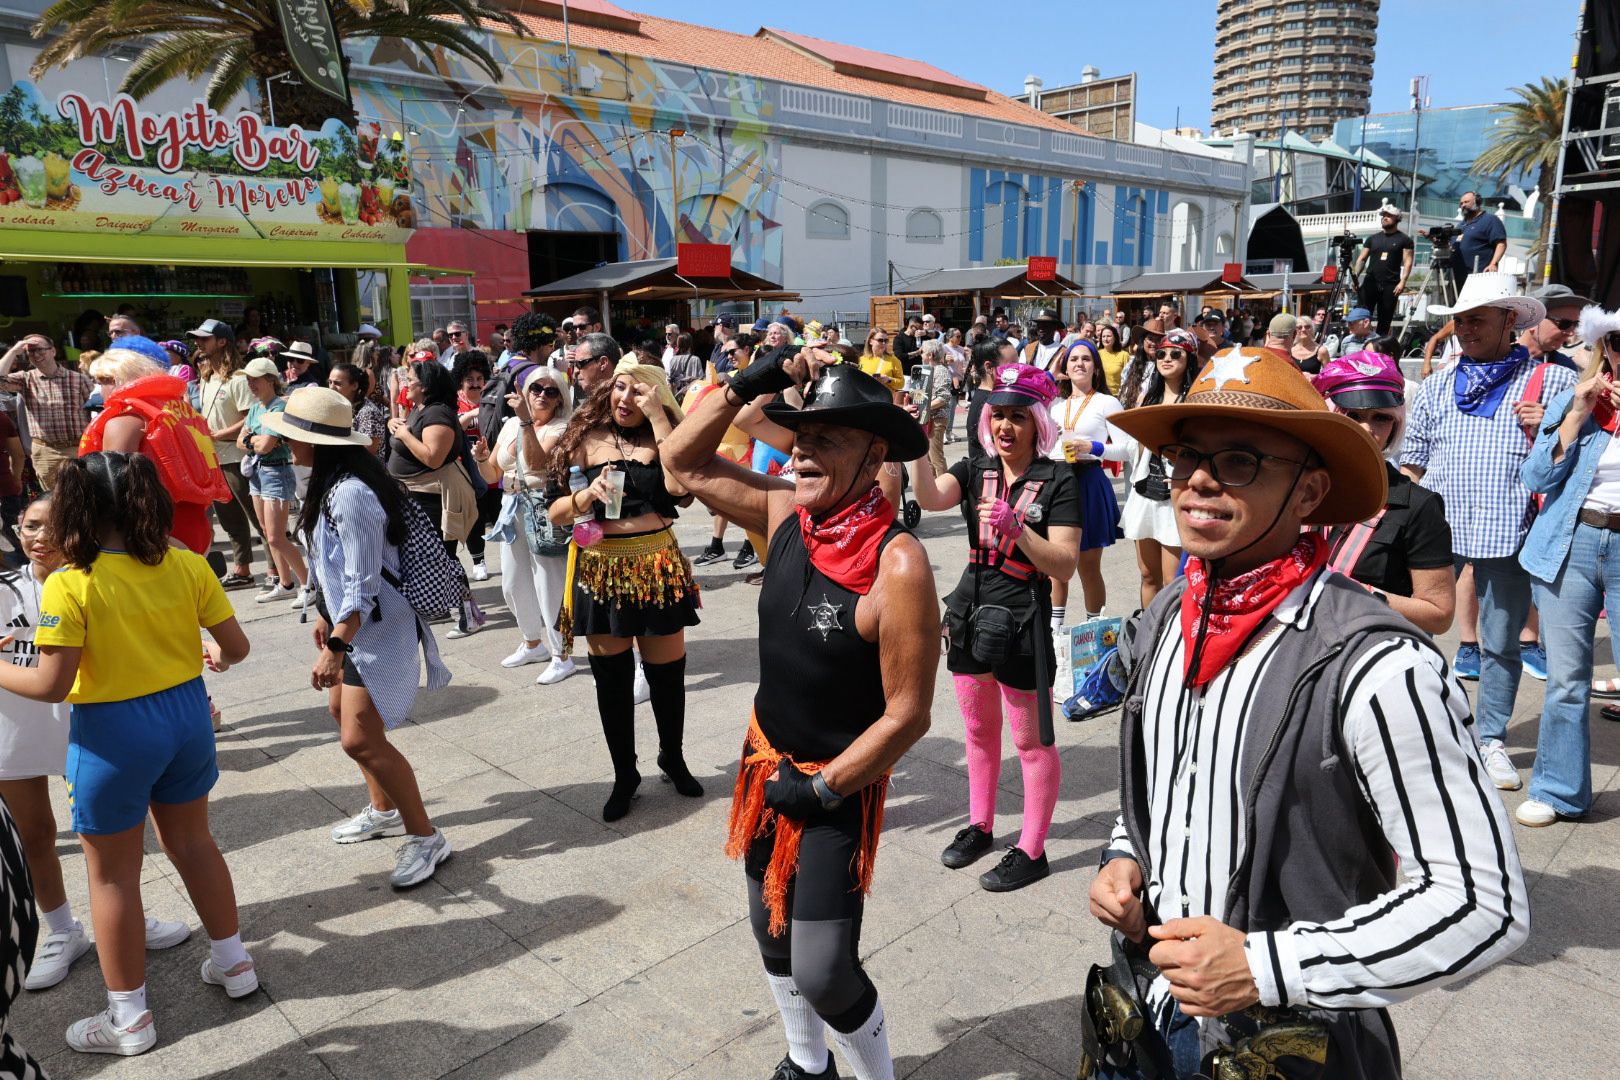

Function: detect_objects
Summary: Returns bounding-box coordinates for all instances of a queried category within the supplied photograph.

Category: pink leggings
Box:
[953,672,1061,858]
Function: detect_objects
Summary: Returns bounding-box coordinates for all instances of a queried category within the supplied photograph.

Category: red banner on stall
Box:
[677,243,732,278]
[1027,256,1057,281]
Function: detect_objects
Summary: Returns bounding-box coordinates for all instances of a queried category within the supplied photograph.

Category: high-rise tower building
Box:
[1212,0,1379,141]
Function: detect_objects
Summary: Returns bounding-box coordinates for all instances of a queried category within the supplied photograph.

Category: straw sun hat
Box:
[259,386,372,447]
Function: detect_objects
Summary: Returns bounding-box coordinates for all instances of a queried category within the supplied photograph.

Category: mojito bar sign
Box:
[275,0,349,105]
[0,81,412,241]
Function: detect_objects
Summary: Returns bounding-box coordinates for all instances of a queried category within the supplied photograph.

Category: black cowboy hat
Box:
[1032,308,1063,324]
[763,364,929,462]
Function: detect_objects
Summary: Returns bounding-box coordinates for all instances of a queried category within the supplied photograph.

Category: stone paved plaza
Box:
[8,447,1619,1079]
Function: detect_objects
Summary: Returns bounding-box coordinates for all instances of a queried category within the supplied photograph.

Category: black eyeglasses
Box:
[1161,443,1313,488]
[1550,317,1579,331]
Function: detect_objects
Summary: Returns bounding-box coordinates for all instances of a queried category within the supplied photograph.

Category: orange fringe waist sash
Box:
[725,712,889,937]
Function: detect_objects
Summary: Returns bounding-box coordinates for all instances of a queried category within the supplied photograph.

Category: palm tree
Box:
[29,0,523,129]
[1473,76,1567,277]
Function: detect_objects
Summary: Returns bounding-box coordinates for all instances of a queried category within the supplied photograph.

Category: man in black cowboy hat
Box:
[1023,309,1071,373]
[664,353,937,1080]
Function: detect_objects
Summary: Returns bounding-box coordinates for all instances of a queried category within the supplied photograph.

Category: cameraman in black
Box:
[1353,205,1413,336]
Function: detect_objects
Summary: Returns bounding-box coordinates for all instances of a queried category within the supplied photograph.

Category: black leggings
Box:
[745,796,878,1034]
[466,487,502,561]
[409,490,458,559]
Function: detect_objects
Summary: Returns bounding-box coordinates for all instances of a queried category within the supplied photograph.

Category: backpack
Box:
[1060,609,1143,723]
[381,494,485,626]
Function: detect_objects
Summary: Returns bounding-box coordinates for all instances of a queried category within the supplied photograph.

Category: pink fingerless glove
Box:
[987,498,1024,539]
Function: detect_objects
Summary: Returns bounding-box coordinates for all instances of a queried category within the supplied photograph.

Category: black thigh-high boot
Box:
[588,650,641,820]
[643,656,703,797]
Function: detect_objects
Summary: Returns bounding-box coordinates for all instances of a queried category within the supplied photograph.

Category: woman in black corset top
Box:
[548,358,701,821]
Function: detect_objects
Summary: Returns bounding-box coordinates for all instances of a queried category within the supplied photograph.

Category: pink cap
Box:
[987,363,1059,408]
[1313,350,1405,410]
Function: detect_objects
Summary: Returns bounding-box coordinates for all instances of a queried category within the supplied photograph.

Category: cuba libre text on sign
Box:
[0,81,412,242]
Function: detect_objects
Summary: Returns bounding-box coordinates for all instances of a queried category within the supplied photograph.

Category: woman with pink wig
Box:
[909,364,1080,893]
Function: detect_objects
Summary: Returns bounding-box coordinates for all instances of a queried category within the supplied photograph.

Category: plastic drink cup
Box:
[600,465,625,519]
[1063,439,1078,463]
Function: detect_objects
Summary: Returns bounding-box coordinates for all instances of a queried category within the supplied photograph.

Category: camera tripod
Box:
[1317,233,1361,345]
[1394,241,1458,355]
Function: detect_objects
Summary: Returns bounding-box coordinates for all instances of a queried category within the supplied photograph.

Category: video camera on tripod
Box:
[1328,229,1361,270]
[1425,223,1460,254]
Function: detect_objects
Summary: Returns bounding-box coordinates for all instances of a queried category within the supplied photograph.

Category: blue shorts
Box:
[249,461,296,503]
[66,676,219,835]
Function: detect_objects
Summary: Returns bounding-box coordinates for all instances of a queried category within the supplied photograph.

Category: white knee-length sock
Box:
[831,997,894,1080]
[766,972,829,1072]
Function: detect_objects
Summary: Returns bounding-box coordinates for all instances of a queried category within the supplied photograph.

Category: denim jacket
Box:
[1520,386,1614,582]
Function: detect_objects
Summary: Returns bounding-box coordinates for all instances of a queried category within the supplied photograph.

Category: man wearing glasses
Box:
[1086,346,1527,1079]
[570,332,621,396]
[1518,284,1589,374]
[441,321,470,369]
[0,333,93,489]
[107,314,142,342]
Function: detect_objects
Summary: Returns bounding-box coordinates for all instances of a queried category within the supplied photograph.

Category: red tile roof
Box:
[500,7,1078,135]
[758,27,986,97]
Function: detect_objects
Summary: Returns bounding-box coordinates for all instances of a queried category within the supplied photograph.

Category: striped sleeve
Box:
[1244,637,1529,1009]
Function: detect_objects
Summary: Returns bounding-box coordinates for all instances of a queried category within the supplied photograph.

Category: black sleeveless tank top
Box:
[754,518,896,761]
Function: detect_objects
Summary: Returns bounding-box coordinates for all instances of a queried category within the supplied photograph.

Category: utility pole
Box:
[1544,0,1585,283]
[1070,179,1085,323]
[1407,76,1427,226]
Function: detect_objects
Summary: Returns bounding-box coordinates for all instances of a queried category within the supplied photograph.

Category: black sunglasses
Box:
[1161,443,1313,488]
[1153,347,1190,360]
[570,356,598,369]
[1550,317,1579,332]
[529,384,561,399]
[449,330,467,338]
[722,346,739,356]
[1606,331,1620,353]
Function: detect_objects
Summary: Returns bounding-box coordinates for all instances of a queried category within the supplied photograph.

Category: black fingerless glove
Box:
[763,759,826,821]
[726,343,797,403]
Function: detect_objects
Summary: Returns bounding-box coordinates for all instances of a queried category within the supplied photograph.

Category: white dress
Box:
[0,568,70,780]
[1116,431,1182,547]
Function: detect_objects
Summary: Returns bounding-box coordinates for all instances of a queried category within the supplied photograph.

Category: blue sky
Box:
[622,0,1582,130]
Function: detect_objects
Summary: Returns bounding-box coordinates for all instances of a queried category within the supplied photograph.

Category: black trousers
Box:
[1357,278,1400,337]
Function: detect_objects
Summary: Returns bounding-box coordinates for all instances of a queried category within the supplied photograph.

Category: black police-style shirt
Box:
[945,456,1082,613]
[1328,463,1452,598]
[1361,229,1414,286]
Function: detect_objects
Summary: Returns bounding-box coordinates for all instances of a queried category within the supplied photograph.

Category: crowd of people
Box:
[0,269,1612,1078]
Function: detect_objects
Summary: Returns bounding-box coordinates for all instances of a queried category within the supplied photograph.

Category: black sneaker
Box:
[769,1052,839,1080]
[693,542,727,566]
[941,823,994,868]
[733,540,758,570]
[978,846,1049,892]
[219,572,257,591]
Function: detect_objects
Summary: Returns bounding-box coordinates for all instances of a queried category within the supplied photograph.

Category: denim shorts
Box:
[66,676,219,834]
[249,461,297,503]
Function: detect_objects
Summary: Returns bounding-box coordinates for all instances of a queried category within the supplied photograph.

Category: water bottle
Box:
[568,466,602,547]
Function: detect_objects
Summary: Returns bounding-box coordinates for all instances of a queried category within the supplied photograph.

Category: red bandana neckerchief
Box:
[798,484,894,596]
[1179,533,1329,688]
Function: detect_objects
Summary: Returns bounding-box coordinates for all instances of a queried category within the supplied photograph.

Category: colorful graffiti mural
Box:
[348,36,783,283]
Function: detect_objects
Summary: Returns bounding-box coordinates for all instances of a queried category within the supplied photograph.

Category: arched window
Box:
[806,199,849,240]
[907,208,944,244]
[1170,202,1204,272]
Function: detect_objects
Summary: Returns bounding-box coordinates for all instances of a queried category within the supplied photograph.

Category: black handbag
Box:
[968,603,1018,665]
[1132,452,1171,502]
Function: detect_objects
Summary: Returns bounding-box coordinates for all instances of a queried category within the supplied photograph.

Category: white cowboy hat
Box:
[1430,271,1546,330]
[259,386,372,447]
[284,340,317,359]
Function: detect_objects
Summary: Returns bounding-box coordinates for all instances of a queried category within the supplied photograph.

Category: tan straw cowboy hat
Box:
[259,386,373,447]
[1109,346,1388,526]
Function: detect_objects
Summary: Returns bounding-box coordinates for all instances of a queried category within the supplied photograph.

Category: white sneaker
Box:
[144,916,190,950]
[470,561,490,582]
[633,662,651,705]
[501,641,550,668]
[200,956,259,998]
[1515,799,1560,827]
[538,656,577,685]
[331,805,405,844]
[255,582,294,603]
[66,1008,157,1056]
[25,923,90,990]
[288,586,314,611]
[1479,739,1522,791]
[390,829,451,888]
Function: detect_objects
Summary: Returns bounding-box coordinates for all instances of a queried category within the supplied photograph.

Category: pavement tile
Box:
[443,1001,677,1079]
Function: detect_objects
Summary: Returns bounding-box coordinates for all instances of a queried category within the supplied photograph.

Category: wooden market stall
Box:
[522,257,798,343]
[881,264,1088,330]
[1110,269,1260,320]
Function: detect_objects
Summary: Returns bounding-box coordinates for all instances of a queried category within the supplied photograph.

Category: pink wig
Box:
[978,398,1059,458]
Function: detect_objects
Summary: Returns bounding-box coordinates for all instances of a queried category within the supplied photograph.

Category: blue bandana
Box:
[1452,344,1529,419]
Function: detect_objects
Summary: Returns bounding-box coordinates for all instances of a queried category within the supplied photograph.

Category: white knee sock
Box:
[107,985,147,1026]
[831,998,894,1080]
[766,972,829,1073]
[41,901,77,935]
